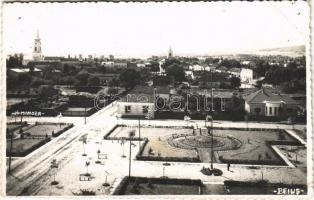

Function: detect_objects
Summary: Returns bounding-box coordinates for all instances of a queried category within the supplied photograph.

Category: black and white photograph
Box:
[2,1,312,197]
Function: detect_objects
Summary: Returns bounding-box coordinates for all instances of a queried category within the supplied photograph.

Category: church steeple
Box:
[33,30,43,61]
[168,46,173,58]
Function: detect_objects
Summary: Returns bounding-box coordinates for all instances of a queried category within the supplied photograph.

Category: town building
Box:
[244,88,301,118]
[117,86,170,118]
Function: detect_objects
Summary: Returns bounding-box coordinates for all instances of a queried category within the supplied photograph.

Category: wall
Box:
[117,102,155,118]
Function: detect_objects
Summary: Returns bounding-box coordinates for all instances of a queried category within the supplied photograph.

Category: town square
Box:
[2,1,311,197]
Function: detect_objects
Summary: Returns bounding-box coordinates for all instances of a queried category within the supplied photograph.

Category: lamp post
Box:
[128,131,135,178]
[206,115,214,170]
[138,118,141,152]
[8,129,14,174]
[84,97,87,125]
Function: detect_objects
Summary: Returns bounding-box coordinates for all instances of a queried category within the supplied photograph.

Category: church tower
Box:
[33,30,43,61]
[168,47,173,58]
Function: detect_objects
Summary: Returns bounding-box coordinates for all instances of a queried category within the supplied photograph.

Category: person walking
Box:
[227,163,230,171]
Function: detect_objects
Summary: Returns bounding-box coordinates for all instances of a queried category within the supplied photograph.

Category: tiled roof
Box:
[129,86,170,95]
[229,68,241,73]
[244,88,298,104]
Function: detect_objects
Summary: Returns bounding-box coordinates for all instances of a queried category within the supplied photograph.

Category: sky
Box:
[3,2,309,58]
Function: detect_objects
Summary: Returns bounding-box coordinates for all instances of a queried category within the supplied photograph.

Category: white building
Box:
[189,64,206,71]
[101,61,114,67]
[33,30,44,61]
[240,68,253,83]
[185,70,195,80]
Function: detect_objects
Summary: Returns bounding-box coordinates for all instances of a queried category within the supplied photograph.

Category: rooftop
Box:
[244,88,298,104]
[10,68,42,73]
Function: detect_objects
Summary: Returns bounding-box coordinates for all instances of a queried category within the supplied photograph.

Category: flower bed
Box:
[113,176,204,195]
[6,137,51,157]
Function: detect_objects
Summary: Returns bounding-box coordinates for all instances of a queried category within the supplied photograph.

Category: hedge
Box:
[52,124,74,137]
[103,125,119,139]
[113,176,203,195]
[219,157,285,166]
[136,155,201,163]
[224,180,306,190]
[7,137,51,157]
[136,138,149,158]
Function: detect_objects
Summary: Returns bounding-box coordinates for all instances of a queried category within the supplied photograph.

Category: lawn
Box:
[108,126,301,165]
[6,138,50,157]
[7,123,25,132]
[114,177,202,195]
[24,124,70,136]
[111,126,198,160]
[214,129,297,164]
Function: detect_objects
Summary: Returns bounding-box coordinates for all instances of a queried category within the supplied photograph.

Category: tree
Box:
[82,136,87,156]
[88,76,100,86]
[230,77,241,88]
[119,69,141,89]
[150,62,160,72]
[85,161,90,176]
[40,85,57,100]
[165,64,186,82]
[76,72,90,86]
[6,53,24,68]
[63,64,70,74]
[17,73,32,86]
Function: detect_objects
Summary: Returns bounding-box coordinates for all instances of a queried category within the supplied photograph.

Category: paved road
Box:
[6,103,117,195]
[5,103,307,195]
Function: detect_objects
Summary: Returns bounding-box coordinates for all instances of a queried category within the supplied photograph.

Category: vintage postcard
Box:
[1,1,312,198]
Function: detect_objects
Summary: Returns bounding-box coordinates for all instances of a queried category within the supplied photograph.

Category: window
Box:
[221,98,225,111]
[125,105,131,113]
[274,107,278,116]
[142,106,149,114]
[269,107,272,115]
[254,108,261,114]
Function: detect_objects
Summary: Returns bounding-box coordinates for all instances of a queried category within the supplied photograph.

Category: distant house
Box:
[189,64,206,71]
[215,66,228,73]
[244,88,300,118]
[117,86,170,118]
[185,70,195,80]
[91,73,120,85]
[198,72,231,88]
[114,62,127,68]
[101,61,114,68]
[240,68,253,83]
[9,68,43,76]
[228,68,241,77]
[241,61,251,65]
[228,68,253,83]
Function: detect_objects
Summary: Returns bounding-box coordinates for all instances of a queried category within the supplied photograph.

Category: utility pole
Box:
[138,118,141,152]
[210,116,214,170]
[84,97,87,125]
[128,131,135,178]
[8,129,14,174]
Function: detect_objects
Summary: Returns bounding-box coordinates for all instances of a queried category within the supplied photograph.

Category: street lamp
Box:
[8,128,14,174]
[138,118,141,152]
[128,131,135,178]
[206,115,214,170]
[84,98,87,125]
[121,139,126,158]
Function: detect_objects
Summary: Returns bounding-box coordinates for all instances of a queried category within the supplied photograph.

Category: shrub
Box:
[212,168,223,176]
[147,179,154,188]
[73,189,96,196]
